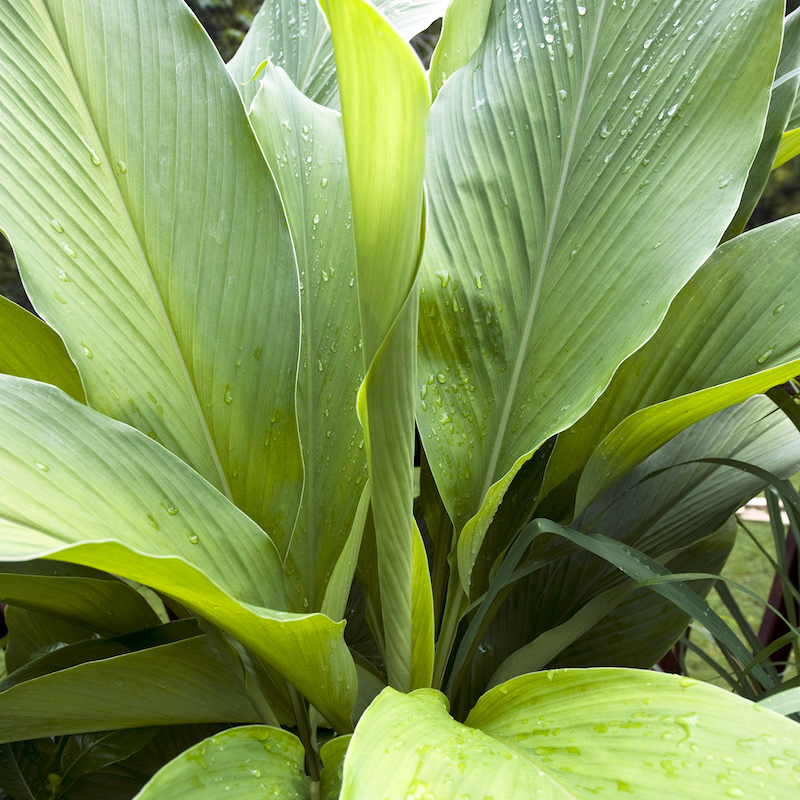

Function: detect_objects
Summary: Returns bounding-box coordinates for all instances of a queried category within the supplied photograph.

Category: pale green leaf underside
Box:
[468,669,800,798]
[323,0,429,692]
[0,0,302,542]
[547,215,800,515]
[0,295,84,402]
[249,63,366,613]
[0,377,355,729]
[342,674,800,797]
[0,632,256,742]
[416,0,782,591]
[228,0,447,110]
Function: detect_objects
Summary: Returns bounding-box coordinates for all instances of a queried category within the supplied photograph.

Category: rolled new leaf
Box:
[321,0,431,691]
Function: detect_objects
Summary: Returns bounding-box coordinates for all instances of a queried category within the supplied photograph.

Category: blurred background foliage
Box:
[1,0,799,312]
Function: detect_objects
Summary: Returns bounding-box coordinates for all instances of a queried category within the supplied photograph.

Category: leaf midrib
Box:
[42,1,233,501]
[479,1,608,503]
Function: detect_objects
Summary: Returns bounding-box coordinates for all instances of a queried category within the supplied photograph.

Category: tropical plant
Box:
[2,0,800,796]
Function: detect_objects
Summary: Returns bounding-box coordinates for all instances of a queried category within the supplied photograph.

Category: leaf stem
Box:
[289,685,321,782]
[432,574,467,691]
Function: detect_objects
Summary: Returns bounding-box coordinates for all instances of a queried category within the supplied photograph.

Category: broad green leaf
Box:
[322,0,429,691]
[0,294,83,402]
[0,562,161,638]
[228,0,448,110]
[0,377,355,730]
[774,127,800,168]
[429,0,491,100]
[543,216,800,516]
[466,669,800,798]
[723,5,800,237]
[0,624,258,741]
[0,741,47,800]
[342,677,800,797]
[134,726,309,799]
[248,63,366,613]
[57,728,158,797]
[0,0,302,541]
[416,0,783,593]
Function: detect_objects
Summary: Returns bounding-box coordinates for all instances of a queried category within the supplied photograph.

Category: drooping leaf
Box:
[416,0,784,593]
[133,726,310,799]
[228,0,448,110]
[321,0,429,691]
[0,377,355,730]
[723,5,800,237]
[248,63,366,613]
[0,294,83,402]
[537,215,800,516]
[0,623,257,742]
[0,0,303,541]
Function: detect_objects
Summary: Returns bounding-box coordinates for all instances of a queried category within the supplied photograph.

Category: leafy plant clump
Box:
[2,0,800,796]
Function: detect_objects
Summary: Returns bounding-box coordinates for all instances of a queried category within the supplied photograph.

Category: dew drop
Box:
[56,268,71,282]
[558,88,567,101]
[61,243,78,259]
[35,461,49,472]
[320,177,328,188]
[224,385,234,404]
[117,160,128,174]
[49,218,63,233]
[81,342,93,358]
[756,348,774,364]
[313,213,320,224]
[774,303,786,315]
[474,273,483,289]
[599,125,611,138]
[317,359,324,372]
[436,372,447,383]
[578,5,586,14]
[188,533,200,545]
[437,272,450,288]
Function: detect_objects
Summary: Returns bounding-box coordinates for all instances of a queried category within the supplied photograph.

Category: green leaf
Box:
[320,735,351,800]
[0,562,161,637]
[760,686,800,715]
[723,5,800,237]
[0,295,83,402]
[774,127,800,168]
[0,624,258,742]
[0,377,355,731]
[410,521,435,689]
[58,728,158,796]
[133,726,310,799]
[248,62,367,613]
[429,0,491,100]
[321,0,429,691]
[228,0,448,110]
[416,0,784,593]
[544,216,800,516]
[0,740,47,800]
[342,676,800,797]
[467,669,800,797]
[0,0,303,540]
